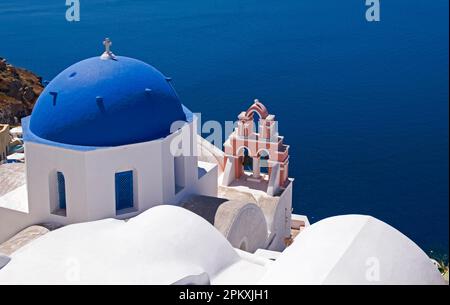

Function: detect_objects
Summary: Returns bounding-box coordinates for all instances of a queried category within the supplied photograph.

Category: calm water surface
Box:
[0,0,448,256]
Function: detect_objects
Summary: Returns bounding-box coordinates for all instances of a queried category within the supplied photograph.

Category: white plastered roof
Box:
[0,205,265,284]
[260,215,445,285]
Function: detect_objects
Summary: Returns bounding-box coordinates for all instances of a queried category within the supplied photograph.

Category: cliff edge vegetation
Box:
[0,57,43,125]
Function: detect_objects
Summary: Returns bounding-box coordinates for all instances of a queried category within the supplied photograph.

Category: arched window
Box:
[237,147,253,172]
[115,170,134,213]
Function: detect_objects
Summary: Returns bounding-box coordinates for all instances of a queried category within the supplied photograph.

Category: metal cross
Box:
[103,38,112,53]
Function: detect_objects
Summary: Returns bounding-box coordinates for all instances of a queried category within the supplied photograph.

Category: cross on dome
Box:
[100,38,116,60]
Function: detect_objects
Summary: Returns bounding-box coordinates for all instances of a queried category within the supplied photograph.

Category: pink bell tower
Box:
[222,99,290,196]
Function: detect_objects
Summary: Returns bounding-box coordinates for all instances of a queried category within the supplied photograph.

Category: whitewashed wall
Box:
[0,119,219,243]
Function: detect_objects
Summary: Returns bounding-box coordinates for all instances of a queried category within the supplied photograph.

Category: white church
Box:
[0,40,446,285]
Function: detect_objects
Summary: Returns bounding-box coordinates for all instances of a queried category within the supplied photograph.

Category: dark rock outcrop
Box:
[0,57,43,125]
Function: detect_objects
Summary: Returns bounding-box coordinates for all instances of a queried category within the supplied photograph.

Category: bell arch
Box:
[222,99,290,194]
[244,99,269,120]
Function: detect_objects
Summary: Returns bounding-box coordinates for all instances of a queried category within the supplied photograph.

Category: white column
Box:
[267,162,280,196]
[222,156,237,186]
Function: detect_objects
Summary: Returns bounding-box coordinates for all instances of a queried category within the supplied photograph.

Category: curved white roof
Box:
[1,211,444,285]
[260,215,445,285]
[0,206,244,284]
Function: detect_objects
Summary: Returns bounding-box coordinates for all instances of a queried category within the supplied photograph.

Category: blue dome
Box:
[30,56,186,147]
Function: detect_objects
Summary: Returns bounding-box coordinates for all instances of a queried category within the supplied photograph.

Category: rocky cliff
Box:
[0,57,43,125]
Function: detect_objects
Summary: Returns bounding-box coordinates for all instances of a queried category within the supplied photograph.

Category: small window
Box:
[174,156,185,194]
[115,170,134,213]
[51,171,67,217]
[57,172,66,210]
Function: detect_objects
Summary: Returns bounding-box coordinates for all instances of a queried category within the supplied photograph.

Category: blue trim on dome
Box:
[23,117,102,151]
[30,56,187,147]
[23,104,194,151]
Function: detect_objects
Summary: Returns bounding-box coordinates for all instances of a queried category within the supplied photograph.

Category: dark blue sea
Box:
[0,0,448,256]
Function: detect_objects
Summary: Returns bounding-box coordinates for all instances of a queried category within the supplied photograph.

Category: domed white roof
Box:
[260,215,445,285]
[0,206,241,284]
[1,212,444,285]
